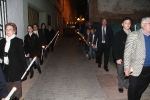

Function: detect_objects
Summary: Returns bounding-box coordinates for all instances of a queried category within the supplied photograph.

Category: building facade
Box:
[5,0,63,39]
[89,0,150,24]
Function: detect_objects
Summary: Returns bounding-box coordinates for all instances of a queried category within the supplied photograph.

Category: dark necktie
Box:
[102,28,105,42]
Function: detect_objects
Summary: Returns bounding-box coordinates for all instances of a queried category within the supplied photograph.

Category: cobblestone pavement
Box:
[21,35,150,100]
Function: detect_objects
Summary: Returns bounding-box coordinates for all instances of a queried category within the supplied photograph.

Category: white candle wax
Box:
[5,87,17,100]
[21,57,37,80]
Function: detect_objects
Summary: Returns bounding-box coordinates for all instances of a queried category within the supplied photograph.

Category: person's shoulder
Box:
[32,33,38,38]
[130,30,141,36]
[127,30,141,39]
[12,37,23,45]
[14,37,23,41]
[25,33,29,37]
[0,38,5,41]
[106,26,112,29]
[116,29,124,34]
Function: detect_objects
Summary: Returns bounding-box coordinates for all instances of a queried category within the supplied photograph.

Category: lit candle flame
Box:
[42,46,45,48]
[130,67,133,73]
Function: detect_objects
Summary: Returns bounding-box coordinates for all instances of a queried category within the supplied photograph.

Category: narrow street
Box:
[21,35,150,100]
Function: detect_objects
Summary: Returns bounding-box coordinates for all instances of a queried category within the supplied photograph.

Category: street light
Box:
[77,15,85,22]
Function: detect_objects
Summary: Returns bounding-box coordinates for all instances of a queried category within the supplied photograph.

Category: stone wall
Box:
[89,0,150,24]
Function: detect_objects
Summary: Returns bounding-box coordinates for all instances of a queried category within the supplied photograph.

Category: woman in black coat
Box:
[39,23,48,58]
[0,22,27,100]
[24,25,41,78]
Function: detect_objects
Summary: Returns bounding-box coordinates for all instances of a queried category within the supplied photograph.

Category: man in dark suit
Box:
[93,18,113,72]
[46,25,56,52]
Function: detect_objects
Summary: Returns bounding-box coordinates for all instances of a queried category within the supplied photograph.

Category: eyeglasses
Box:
[145,23,150,25]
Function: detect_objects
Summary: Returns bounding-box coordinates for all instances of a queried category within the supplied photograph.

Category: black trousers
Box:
[97,43,110,68]
[128,67,150,100]
[50,42,54,52]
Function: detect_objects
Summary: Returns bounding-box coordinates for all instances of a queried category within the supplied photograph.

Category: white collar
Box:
[33,31,38,33]
[29,33,33,36]
[123,28,131,34]
[6,34,16,41]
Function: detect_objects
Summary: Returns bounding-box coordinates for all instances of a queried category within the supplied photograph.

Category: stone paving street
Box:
[21,35,150,100]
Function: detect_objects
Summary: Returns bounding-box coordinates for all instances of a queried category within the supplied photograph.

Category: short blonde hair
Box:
[5,22,17,34]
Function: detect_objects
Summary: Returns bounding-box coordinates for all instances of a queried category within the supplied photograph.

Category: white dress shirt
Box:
[102,26,106,43]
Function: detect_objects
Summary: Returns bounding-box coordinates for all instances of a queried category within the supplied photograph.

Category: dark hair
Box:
[86,28,91,31]
[33,23,39,28]
[27,25,33,29]
[41,23,46,29]
[48,25,52,27]
[101,18,107,22]
[91,28,95,31]
[122,17,132,23]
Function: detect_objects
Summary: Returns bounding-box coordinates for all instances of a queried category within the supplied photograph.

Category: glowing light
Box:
[42,46,45,48]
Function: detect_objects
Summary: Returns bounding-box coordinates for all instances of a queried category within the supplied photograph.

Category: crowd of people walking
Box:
[0,16,150,100]
[0,23,56,100]
[78,17,150,100]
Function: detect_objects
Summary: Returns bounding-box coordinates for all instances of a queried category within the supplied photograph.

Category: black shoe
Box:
[98,64,101,68]
[95,61,98,63]
[30,72,34,78]
[89,58,91,60]
[37,68,42,74]
[118,88,123,93]
[104,68,109,72]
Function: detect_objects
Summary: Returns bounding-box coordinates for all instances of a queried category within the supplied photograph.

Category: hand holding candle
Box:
[124,67,133,77]
[21,57,37,80]
[5,87,17,100]
[45,31,59,50]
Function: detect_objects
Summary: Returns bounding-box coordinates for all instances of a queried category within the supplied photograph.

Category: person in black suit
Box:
[24,25,41,78]
[0,64,8,100]
[93,18,113,72]
[46,25,56,52]
[39,23,48,58]
[33,23,46,65]
[113,17,132,93]
[0,22,27,100]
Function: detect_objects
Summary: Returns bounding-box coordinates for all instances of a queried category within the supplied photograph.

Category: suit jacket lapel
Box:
[139,29,145,52]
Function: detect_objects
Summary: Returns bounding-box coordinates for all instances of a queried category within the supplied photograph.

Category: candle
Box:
[54,34,59,46]
[21,57,37,80]
[5,87,17,100]
[134,25,136,31]
[42,46,45,49]
[130,67,133,73]
[45,31,59,50]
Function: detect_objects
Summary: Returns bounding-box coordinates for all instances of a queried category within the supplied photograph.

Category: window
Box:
[0,0,7,38]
